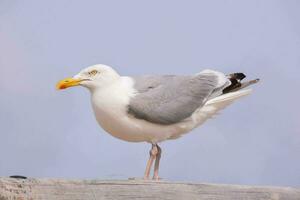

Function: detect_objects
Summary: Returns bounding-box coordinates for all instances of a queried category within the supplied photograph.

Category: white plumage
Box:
[90,75,251,143]
[56,64,259,180]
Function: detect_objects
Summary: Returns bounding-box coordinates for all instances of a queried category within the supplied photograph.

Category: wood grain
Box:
[0,178,299,200]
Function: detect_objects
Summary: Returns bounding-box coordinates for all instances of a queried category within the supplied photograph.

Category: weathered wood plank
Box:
[0,178,299,200]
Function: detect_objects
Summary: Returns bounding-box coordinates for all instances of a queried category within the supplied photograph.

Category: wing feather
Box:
[128,70,229,125]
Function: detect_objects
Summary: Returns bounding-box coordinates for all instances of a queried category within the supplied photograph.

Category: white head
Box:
[56,64,120,92]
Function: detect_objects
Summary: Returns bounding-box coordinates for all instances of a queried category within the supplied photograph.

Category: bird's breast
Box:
[90,78,149,142]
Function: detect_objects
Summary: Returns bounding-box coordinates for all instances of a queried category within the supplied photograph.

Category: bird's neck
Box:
[90,76,135,114]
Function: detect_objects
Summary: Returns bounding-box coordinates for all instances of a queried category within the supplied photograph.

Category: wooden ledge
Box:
[0,178,299,200]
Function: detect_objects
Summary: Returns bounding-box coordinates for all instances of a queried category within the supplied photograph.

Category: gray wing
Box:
[128,72,229,125]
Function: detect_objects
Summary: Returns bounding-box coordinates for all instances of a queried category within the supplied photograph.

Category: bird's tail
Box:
[204,72,260,112]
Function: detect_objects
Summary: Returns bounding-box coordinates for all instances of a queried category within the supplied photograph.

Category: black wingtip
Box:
[228,73,246,81]
[223,73,260,94]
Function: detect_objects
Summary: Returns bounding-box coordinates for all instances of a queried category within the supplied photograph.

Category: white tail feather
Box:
[170,89,253,139]
[206,88,252,106]
[192,89,252,127]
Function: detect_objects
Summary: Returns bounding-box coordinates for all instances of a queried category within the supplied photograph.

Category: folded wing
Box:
[128,70,230,125]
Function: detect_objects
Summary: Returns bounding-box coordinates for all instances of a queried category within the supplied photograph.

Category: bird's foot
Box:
[152,176,162,181]
[128,177,163,182]
[128,177,145,181]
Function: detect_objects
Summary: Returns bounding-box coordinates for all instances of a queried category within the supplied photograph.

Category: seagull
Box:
[56,64,259,180]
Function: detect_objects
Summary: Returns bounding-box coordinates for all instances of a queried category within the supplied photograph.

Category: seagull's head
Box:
[56,64,120,91]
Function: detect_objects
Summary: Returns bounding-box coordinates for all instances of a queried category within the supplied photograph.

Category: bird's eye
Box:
[88,70,98,76]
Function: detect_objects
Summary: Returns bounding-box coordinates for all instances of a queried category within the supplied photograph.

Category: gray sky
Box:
[0,0,299,187]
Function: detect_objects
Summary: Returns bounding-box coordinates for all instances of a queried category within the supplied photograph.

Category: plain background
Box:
[0,0,299,187]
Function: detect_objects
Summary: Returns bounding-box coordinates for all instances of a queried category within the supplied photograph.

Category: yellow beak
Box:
[56,78,82,90]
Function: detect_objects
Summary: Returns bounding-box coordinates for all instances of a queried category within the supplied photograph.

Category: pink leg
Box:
[143,144,158,180]
[153,145,162,180]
